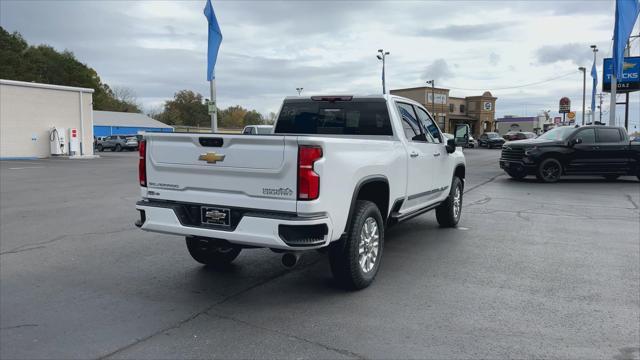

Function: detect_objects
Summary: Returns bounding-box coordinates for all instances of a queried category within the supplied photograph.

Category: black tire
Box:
[186,237,241,267]
[436,177,464,227]
[115,144,122,152]
[329,200,384,290]
[603,175,619,181]
[537,158,562,183]
[97,144,103,152]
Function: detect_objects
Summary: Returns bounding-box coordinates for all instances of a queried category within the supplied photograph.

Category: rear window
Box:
[597,128,622,143]
[274,99,393,136]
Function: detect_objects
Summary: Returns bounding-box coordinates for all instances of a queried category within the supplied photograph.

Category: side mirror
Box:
[446,138,456,153]
[571,138,583,146]
[412,133,427,142]
[454,124,470,147]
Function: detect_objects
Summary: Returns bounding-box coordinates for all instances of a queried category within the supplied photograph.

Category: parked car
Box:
[242,125,273,135]
[504,131,536,141]
[478,132,506,148]
[499,125,640,182]
[96,135,138,152]
[136,95,470,290]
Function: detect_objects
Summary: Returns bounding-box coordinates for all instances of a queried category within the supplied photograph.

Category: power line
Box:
[441,71,577,91]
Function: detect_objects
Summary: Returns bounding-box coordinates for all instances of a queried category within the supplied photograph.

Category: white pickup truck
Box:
[136,95,469,289]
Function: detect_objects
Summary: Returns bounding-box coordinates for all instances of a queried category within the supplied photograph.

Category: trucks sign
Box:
[603,56,640,93]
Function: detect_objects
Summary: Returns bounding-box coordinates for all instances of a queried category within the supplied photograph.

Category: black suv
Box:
[499,125,640,182]
[479,132,506,148]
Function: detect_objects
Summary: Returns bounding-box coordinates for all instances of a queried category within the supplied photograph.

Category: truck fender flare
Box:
[343,175,390,236]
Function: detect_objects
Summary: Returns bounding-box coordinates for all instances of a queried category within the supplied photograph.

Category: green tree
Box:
[159,90,209,127]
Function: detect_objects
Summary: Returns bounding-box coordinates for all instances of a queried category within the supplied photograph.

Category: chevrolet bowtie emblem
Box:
[198,152,226,164]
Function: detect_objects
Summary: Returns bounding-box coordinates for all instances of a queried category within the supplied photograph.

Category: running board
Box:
[389,202,441,225]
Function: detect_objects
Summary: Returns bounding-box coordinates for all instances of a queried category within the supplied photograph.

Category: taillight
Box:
[298,145,322,200]
[138,139,147,187]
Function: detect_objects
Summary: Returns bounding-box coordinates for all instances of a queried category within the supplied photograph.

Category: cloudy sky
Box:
[1,0,639,130]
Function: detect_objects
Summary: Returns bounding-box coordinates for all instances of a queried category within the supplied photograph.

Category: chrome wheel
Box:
[452,185,461,220]
[358,217,379,273]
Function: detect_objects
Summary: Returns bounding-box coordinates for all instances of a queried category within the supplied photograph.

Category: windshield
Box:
[538,127,574,141]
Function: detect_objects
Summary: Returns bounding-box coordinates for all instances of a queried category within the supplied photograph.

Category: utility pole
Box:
[376,49,390,94]
[296,87,303,96]
[597,93,605,124]
[578,66,586,125]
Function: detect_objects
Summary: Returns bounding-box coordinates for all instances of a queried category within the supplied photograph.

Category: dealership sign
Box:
[603,56,640,93]
[559,97,571,113]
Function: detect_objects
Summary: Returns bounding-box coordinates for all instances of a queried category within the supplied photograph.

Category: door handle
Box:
[410,151,419,158]
[433,152,441,157]
[591,146,599,150]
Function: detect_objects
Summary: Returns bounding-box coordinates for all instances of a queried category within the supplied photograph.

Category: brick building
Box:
[390,86,497,136]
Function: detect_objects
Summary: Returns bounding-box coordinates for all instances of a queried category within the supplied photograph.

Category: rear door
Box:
[596,128,630,174]
[395,102,440,211]
[145,133,299,212]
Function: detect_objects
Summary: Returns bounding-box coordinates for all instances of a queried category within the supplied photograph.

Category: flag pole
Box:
[210,79,217,133]
[609,75,616,126]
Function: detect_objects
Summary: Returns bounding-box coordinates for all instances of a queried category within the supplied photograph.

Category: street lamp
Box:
[590,45,598,124]
[377,49,390,94]
[296,87,303,96]
[578,66,586,125]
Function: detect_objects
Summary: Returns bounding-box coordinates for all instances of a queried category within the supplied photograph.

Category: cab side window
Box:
[597,128,622,143]
[396,103,426,142]
[414,107,442,143]
[575,129,595,144]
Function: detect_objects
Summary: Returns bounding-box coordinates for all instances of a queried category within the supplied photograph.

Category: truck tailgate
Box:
[145,133,298,212]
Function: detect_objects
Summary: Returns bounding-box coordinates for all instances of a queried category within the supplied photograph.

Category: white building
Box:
[0,79,94,159]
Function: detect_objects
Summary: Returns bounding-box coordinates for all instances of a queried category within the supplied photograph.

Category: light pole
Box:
[590,45,598,124]
[296,87,303,96]
[578,66,586,125]
[376,49,390,94]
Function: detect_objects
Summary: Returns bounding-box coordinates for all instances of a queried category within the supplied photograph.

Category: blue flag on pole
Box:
[590,60,597,114]
[612,0,639,78]
[204,0,222,81]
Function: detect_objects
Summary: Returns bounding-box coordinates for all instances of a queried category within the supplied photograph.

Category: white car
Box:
[136,95,469,289]
[242,125,273,135]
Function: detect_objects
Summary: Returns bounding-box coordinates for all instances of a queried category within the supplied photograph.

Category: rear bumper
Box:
[135,201,334,250]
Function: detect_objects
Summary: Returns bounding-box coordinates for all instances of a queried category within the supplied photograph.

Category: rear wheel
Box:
[329,200,384,290]
[115,144,122,152]
[186,237,241,267]
[537,158,562,183]
[436,177,463,227]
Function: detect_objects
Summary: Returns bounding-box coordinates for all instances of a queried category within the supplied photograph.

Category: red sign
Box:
[71,129,77,138]
[559,97,571,113]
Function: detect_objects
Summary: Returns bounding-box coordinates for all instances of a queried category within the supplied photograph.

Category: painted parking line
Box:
[8,166,45,170]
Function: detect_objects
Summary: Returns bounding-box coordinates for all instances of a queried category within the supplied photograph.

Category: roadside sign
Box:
[559,97,571,113]
[603,56,640,93]
[207,101,216,114]
[567,112,576,120]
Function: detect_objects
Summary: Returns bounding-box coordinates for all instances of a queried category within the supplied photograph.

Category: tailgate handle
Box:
[199,137,224,147]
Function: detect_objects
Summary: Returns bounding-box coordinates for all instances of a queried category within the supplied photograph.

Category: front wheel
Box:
[329,200,384,290]
[436,177,463,227]
[97,145,103,152]
[537,158,562,183]
[186,237,241,267]
[115,144,122,152]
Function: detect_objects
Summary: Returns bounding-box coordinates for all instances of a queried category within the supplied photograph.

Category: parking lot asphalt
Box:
[1,149,639,359]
